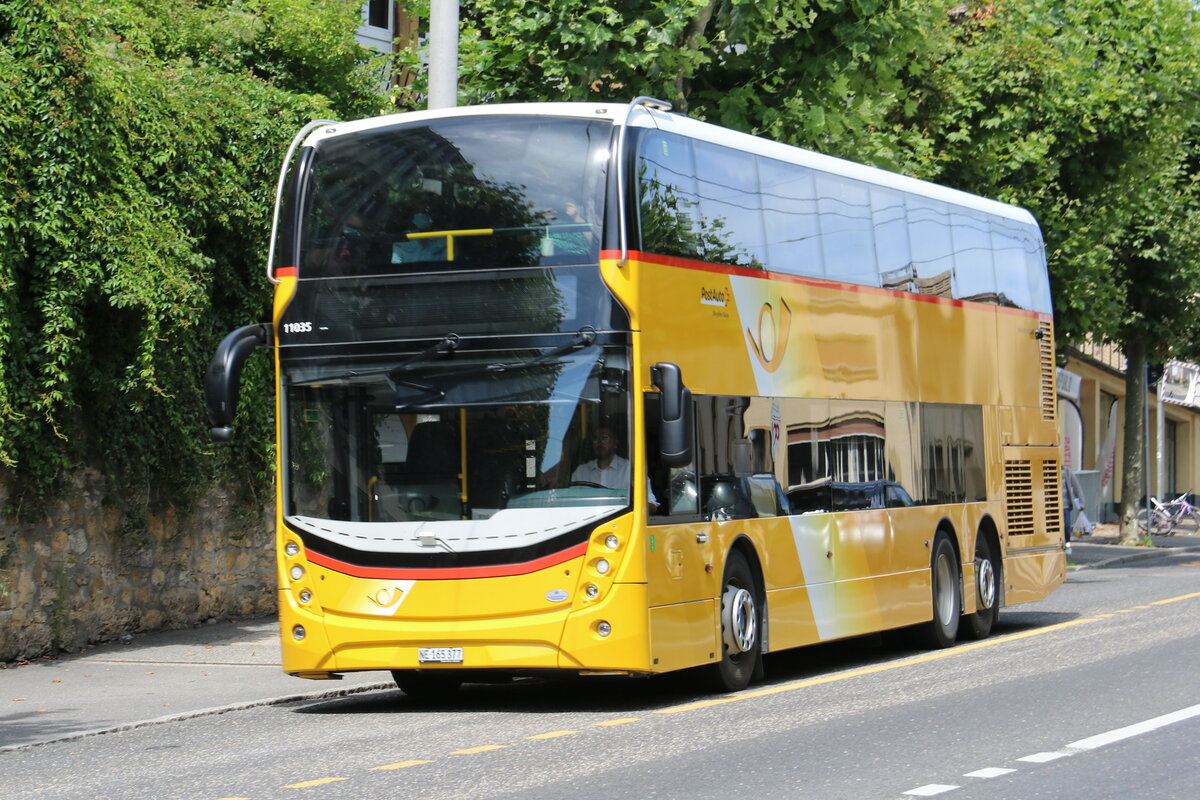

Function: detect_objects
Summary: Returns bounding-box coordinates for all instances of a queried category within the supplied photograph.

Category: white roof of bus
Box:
[303,102,1037,226]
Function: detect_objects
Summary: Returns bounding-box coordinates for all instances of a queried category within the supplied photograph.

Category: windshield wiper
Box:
[289,333,461,386]
[483,327,597,374]
[391,357,576,411]
[390,329,602,411]
[398,327,599,383]
[387,333,460,378]
[392,379,445,407]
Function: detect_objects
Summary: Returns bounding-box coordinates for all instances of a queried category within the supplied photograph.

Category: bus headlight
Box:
[596,621,612,637]
[605,534,619,550]
[292,625,306,641]
[285,541,300,556]
[595,559,610,575]
[298,589,312,604]
[290,565,305,581]
[585,584,599,599]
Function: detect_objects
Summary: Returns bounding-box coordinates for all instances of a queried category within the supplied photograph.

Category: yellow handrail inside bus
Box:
[406,228,494,262]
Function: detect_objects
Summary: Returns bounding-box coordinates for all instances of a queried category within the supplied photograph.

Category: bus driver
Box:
[572,426,658,513]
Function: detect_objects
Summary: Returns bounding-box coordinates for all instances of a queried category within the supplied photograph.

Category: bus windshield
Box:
[299,115,613,277]
[282,345,633,548]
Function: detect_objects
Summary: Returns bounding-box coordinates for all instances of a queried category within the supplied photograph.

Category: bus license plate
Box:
[418,647,463,664]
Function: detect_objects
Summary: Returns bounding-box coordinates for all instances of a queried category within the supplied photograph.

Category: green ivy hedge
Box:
[0,0,388,520]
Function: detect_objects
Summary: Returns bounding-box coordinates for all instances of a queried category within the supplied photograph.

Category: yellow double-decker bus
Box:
[207,98,1064,694]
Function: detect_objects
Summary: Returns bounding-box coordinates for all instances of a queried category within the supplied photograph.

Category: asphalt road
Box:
[3,547,1199,800]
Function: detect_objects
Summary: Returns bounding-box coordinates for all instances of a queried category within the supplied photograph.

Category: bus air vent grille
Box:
[1042,458,1063,537]
[1004,460,1035,536]
[1039,321,1056,421]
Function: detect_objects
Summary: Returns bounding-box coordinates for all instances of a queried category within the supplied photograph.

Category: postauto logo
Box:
[700,286,732,307]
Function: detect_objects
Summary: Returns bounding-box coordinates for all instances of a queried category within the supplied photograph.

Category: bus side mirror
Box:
[651,362,692,467]
[206,323,271,442]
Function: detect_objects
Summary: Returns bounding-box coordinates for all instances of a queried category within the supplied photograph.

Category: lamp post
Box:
[1156,367,1166,502]
[428,0,459,109]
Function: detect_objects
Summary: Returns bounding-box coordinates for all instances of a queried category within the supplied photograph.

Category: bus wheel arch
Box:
[708,538,765,692]
[962,518,1001,640]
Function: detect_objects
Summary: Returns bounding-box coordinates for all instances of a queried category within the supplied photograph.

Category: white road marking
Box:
[964,767,1016,778]
[1066,703,1200,751]
[904,703,1200,797]
[1017,751,1070,763]
[903,785,960,796]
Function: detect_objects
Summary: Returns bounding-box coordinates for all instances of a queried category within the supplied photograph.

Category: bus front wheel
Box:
[707,549,762,692]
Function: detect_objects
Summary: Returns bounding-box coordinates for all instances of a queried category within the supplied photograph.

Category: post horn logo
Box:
[368,586,407,609]
[745,297,792,373]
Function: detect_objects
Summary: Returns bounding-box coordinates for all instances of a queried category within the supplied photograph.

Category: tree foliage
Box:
[395,0,948,174]
[917,0,1200,351]
[915,0,1200,540]
[0,0,386,518]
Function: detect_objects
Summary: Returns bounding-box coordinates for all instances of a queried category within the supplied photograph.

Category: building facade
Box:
[1059,341,1200,522]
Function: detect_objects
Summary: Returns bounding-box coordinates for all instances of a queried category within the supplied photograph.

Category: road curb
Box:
[0,681,394,753]
[1068,545,1200,572]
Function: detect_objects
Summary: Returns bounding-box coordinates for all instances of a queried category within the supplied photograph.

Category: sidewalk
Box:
[1066,523,1200,570]
[5,527,1199,753]
[0,617,390,752]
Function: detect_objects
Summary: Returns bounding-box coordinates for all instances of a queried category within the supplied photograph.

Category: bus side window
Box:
[761,160,822,278]
[992,219,1038,310]
[815,172,877,287]
[693,139,765,268]
[872,185,912,292]
[645,394,698,519]
[638,131,704,261]
[691,395,764,521]
[949,207,995,304]
[908,195,954,298]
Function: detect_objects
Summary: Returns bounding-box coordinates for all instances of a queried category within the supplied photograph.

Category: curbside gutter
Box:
[0,681,395,753]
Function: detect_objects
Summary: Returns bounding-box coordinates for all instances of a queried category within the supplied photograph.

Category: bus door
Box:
[643,391,717,672]
[644,392,789,670]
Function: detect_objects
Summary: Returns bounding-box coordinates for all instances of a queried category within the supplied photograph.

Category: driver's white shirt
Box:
[572,455,631,489]
[572,455,658,506]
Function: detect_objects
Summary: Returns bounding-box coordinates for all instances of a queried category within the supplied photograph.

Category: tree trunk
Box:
[1118,338,1147,544]
[674,0,719,114]
[391,3,421,100]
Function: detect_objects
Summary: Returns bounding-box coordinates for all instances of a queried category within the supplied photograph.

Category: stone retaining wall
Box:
[0,471,275,664]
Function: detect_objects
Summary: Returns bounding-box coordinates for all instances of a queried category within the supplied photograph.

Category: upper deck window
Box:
[299,116,613,277]
[636,129,1051,313]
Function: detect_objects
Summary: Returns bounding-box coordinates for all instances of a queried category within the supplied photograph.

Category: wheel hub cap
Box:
[976,556,995,610]
[722,586,756,654]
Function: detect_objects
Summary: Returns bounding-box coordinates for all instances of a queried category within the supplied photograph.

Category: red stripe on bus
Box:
[275,266,298,278]
[602,249,1048,320]
[304,541,589,580]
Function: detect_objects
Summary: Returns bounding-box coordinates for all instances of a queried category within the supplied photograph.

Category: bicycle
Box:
[1136,492,1200,535]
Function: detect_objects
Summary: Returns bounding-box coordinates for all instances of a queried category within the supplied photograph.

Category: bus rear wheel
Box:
[917,533,960,648]
[962,533,999,640]
[706,549,761,692]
